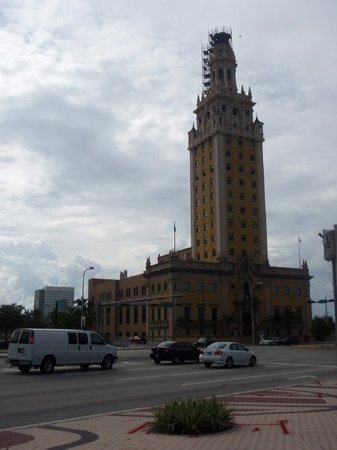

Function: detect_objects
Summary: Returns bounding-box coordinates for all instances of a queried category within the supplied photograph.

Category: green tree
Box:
[0,304,25,343]
[311,315,334,341]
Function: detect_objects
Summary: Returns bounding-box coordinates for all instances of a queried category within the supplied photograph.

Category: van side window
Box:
[68,333,77,345]
[10,330,21,343]
[19,331,31,344]
[91,333,104,345]
[78,333,88,345]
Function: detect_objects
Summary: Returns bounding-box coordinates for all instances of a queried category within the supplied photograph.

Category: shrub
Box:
[151,397,234,435]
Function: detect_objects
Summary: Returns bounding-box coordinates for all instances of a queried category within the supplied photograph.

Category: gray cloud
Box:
[0,0,336,316]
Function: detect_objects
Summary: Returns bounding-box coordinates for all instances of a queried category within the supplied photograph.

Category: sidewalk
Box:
[1,379,337,449]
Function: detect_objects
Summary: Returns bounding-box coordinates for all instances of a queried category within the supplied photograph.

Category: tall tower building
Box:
[188,29,268,264]
[89,28,312,343]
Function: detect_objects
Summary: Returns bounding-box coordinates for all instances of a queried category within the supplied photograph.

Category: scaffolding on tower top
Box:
[201,27,233,94]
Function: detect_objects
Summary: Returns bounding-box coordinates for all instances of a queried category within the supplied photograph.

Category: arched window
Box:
[227,69,231,80]
[218,69,224,79]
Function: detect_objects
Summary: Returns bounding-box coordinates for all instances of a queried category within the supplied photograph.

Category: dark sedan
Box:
[150,341,200,364]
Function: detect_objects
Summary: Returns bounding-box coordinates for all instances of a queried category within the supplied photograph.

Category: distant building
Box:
[89,28,312,343]
[34,286,75,318]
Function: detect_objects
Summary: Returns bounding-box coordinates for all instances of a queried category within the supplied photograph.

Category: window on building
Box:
[211,306,218,321]
[210,282,217,292]
[118,306,123,325]
[227,191,232,199]
[240,220,246,228]
[204,251,208,259]
[183,281,191,291]
[126,305,130,324]
[196,281,204,291]
[134,306,138,324]
[133,287,139,296]
[239,179,244,187]
[142,305,146,323]
[126,288,131,298]
[184,306,192,320]
[240,206,245,214]
[285,287,290,295]
[157,283,161,292]
[296,287,302,296]
[164,282,168,291]
[239,165,244,173]
[157,308,161,321]
[198,306,205,321]
[241,235,246,242]
[228,218,233,227]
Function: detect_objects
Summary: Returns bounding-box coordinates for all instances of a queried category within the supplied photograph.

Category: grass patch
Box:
[151,397,235,435]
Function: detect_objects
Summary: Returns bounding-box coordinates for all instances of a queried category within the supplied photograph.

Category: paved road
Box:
[0,346,336,430]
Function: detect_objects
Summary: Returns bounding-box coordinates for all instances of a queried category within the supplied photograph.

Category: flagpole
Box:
[298,235,301,268]
[174,222,176,253]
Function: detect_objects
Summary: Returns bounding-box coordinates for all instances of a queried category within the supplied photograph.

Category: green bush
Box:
[151,397,234,435]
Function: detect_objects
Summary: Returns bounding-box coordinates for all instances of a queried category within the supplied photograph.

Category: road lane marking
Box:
[181,367,333,386]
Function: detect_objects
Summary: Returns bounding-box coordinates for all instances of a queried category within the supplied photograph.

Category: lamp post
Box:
[81,266,94,329]
[250,281,263,345]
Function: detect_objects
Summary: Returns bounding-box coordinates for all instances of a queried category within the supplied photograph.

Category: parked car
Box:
[150,341,200,364]
[193,337,215,348]
[259,337,278,346]
[199,341,256,368]
[130,335,147,344]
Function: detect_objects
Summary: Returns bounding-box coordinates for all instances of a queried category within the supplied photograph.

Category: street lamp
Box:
[250,281,263,345]
[81,266,94,329]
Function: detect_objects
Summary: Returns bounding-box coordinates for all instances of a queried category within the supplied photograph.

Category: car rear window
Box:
[19,330,31,344]
[10,330,21,343]
[157,341,175,347]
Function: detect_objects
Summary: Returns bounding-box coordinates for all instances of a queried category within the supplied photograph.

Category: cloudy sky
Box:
[0,0,336,317]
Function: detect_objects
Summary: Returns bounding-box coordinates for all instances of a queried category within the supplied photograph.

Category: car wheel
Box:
[40,356,55,374]
[226,357,233,369]
[249,356,257,367]
[172,355,180,365]
[204,362,212,368]
[80,364,90,370]
[101,354,114,370]
[19,365,31,373]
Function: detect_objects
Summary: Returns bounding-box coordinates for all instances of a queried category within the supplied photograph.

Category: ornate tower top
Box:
[202,27,237,95]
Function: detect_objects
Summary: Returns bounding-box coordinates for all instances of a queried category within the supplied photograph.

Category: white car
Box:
[199,341,256,368]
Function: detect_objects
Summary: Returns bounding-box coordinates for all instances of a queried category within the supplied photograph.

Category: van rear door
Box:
[8,329,34,366]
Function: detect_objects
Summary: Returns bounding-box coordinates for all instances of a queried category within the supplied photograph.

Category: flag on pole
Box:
[298,235,302,243]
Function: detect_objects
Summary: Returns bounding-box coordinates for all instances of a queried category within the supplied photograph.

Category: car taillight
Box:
[214,350,223,355]
[29,335,34,344]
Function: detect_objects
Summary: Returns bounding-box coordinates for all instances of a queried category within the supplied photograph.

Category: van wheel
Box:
[19,365,31,373]
[101,355,114,370]
[40,357,55,374]
[80,364,90,370]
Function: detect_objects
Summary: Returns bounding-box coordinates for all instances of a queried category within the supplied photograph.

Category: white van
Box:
[6,328,117,374]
